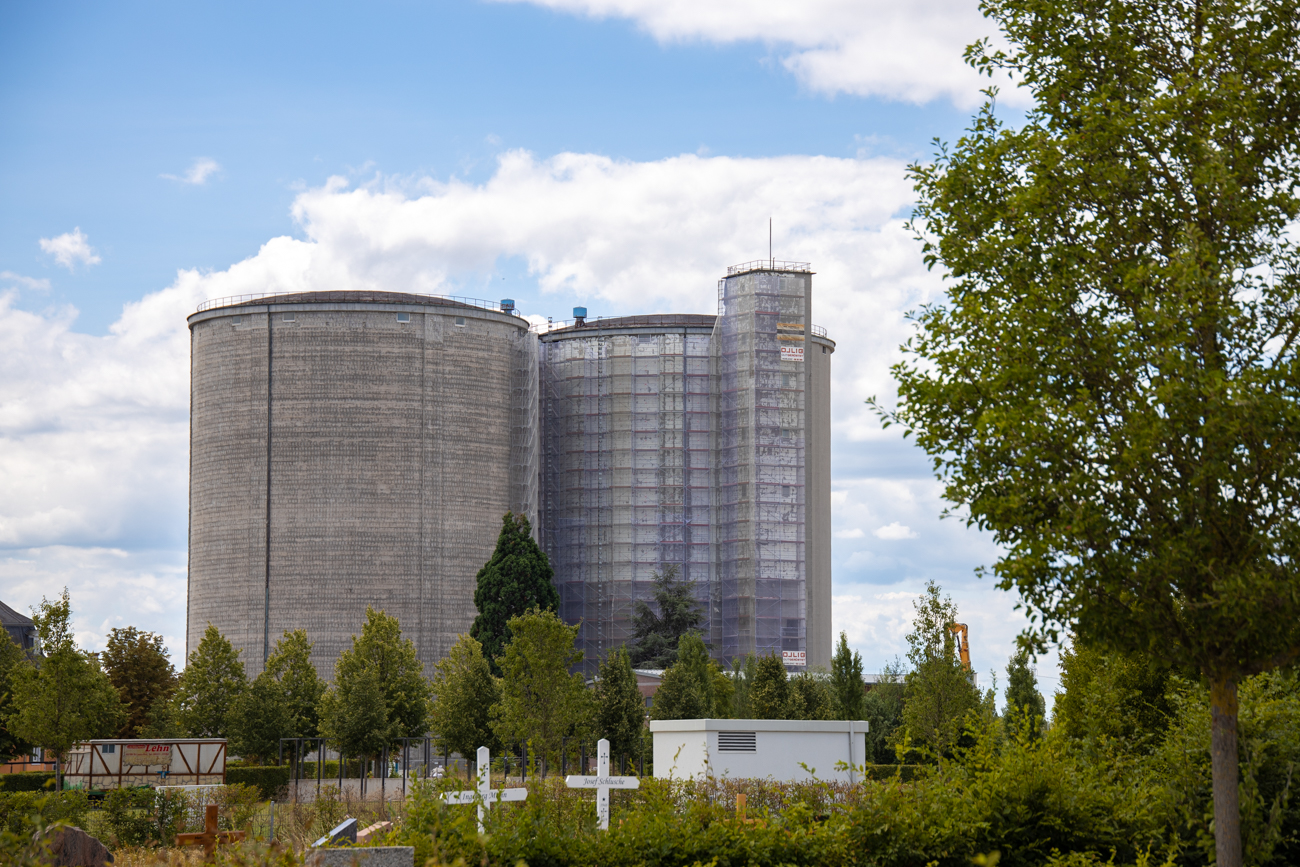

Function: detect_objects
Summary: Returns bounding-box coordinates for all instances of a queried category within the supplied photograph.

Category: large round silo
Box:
[187,291,538,680]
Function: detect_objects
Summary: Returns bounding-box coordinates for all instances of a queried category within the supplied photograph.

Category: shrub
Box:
[215,783,263,830]
[226,765,290,800]
[0,791,90,834]
[0,773,55,793]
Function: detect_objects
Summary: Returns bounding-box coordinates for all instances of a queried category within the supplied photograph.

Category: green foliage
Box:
[429,633,501,760]
[0,633,31,762]
[830,631,865,721]
[0,791,88,833]
[228,671,293,764]
[728,653,757,718]
[102,626,176,739]
[788,672,833,720]
[264,629,325,739]
[226,765,292,800]
[7,590,124,775]
[649,633,715,721]
[863,661,905,764]
[595,645,645,758]
[492,608,589,764]
[629,565,706,669]
[320,606,431,760]
[1053,640,1174,754]
[175,623,247,738]
[749,653,790,720]
[901,582,980,756]
[470,512,559,674]
[1004,649,1046,741]
[101,786,188,847]
[136,693,183,738]
[0,773,54,793]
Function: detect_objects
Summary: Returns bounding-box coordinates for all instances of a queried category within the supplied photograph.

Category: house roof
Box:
[0,600,33,629]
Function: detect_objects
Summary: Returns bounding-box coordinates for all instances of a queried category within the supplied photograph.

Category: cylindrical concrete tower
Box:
[538,315,716,671]
[187,291,537,681]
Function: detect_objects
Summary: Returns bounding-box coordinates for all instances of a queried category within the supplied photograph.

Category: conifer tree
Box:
[175,624,247,738]
[429,633,500,760]
[595,645,645,761]
[830,631,866,720]
[471,512,559,674]
[629,565,705,669]
[749,653,791,720]
[649,633,715,721]
[1004,649,1046,741]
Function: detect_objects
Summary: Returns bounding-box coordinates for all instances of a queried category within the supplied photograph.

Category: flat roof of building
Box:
[194,290,512,315]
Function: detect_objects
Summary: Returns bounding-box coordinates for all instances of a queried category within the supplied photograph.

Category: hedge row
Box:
[0,772,55,792]
[225,765,291,800]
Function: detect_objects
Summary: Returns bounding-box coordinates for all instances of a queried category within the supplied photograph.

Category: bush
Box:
[226,765,290,800]
[862,764,927,783]
[0,773,55,793]
[0,791,90,834]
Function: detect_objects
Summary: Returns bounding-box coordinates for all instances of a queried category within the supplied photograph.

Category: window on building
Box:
[454,316,466,326]
[397,312,410,322]
[283,312,295,321]
[783,485,791,497]
[231,316,241,325]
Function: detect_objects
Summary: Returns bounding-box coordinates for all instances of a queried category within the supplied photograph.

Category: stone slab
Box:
[305,846,414,867]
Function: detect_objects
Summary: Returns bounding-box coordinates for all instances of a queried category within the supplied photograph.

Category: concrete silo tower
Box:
[186,291,538,680]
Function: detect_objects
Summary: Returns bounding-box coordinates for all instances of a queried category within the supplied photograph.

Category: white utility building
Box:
[650,718,869,784]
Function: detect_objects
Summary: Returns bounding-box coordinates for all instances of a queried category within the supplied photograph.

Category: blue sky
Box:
[0,0,1056,700]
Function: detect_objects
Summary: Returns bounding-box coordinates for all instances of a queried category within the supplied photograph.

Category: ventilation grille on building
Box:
[717,731,757,752]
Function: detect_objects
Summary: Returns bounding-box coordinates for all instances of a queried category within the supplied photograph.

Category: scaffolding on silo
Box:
[715,265,809,668]
[510,329,540,530]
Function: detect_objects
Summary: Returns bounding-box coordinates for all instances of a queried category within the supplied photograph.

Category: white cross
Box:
[442,747,527,833]
[564,738,640,830]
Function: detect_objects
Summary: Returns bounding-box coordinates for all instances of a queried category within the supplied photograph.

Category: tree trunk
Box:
[1210,674,1243,867]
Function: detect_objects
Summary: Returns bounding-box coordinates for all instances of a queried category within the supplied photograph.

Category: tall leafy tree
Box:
[264,629,325,739]
[595,646,645,761]
[900,582,980,756]
[320,606,432,761]
[749,653,791,720]
[891,2,1300,860]
[7,590,124,787]
[1053,640,1175,753]
[629,565,706,669]
[174,624,247,738]
[830,631,866,721]
[429,633,501,760]
[0,633,32,761]
[491,608,590,764]
[1004,649,1046,741]
[102,627,176,739]
[471,512,559,674]
[649,633,716,721]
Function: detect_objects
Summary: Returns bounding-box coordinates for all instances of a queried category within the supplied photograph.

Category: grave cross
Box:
[442,746,527,833]
[565,738,640,830]
[175,804,246,857]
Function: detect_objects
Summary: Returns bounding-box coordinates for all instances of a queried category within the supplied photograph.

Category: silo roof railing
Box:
[726,260,813,276]
[811,324,827,338]
[196,291,519,315]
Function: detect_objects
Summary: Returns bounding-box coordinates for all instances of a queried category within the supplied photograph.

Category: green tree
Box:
[429,633,501,760]
[830,632,866,721]
[900,582,980,756]
[892,2,1300,862]
[174,624,247,738]
[7,590,124,787]
[595,646,645,761]
[102,627,176,739]
[728,654,757,718]
[629,565,706,669]
[749,653,791,720]
[1004,649,1046,741]
[471,513,559,675]
[788,672,832,720]
[137,694,183,738]
[228,672,292,764]
[863,660,905,764]
[0,633,32,761]
[320,607,432,761]
[649,633,715,721]
[1052,640,1174,753]
[264,629,324,739]
[491,608,589,764]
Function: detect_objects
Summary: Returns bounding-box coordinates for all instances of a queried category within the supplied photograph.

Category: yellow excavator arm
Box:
[949,623,971,671]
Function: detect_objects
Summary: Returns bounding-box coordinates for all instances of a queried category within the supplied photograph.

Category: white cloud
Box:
[162,157,221,186]
[39,228,101,270]
[834,528,864,539]
[495,0,1018,106]
[874,521,917,540]
[0,271,51,291]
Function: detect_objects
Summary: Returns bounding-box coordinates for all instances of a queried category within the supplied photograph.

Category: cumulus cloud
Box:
[874,521,917,540]
[39,228,101,270]
[162,157,221,186]
[495,0,1017,106]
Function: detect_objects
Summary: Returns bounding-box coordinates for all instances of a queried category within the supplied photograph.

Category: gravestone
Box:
[305,847,414,867]
[442,746,527,833]
[312,817,358,848]
[565,738,640,830]
[48,826,113,867]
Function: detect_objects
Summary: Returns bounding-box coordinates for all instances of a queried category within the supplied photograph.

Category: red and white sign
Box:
[122,743,172,767]
[782,651,807,666]
[780,346,804,362]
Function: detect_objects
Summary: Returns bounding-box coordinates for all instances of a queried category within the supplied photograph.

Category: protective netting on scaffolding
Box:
[511,330,540,531]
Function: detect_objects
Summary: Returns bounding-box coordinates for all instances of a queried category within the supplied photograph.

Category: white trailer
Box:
[62,739,227,791]
[650,719,869,784]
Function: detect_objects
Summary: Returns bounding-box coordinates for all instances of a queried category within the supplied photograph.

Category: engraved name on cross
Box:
[442,746,527,833]
[564,737,640,830]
